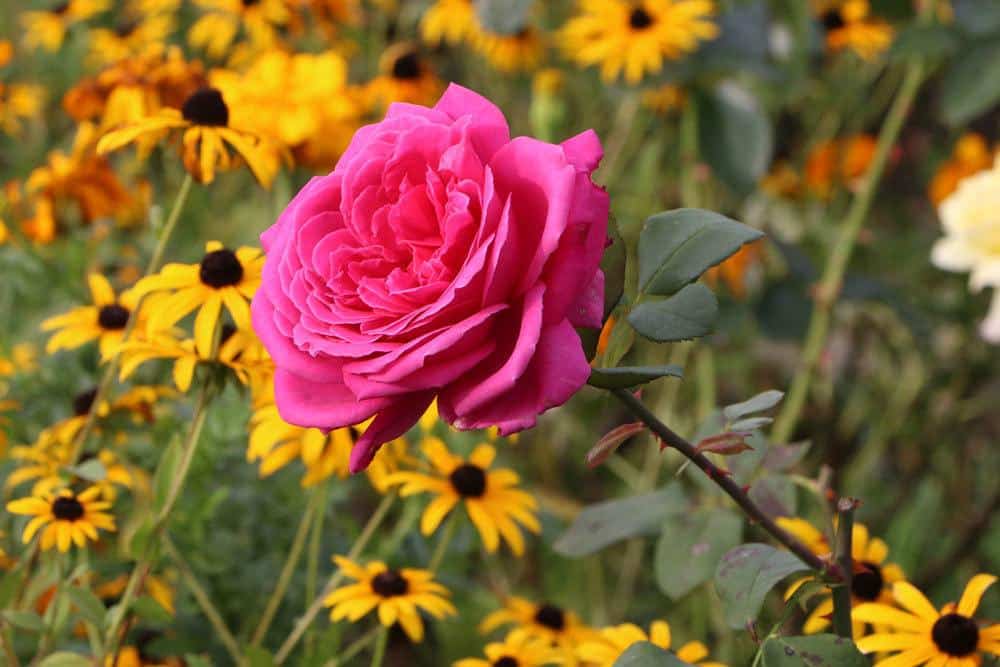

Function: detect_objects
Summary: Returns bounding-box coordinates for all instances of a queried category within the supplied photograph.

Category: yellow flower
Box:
[0,40,12,67]
[822,0,893,61]
[0,81,45,136]
[929,133,995,206]
[704,241,762,300]
[97,572,175,615]
[132,241,262,356]
[932,156,1000,342]
[778,517,906,637]
[577,620,725,667]
[87,5,178,67]
[21,0,110,52]
[42,273,144,359]
[97,87,280,187]
[247,402,354,483]
[7,486,116,552]
[455,629,560,667]
[480,597,593,663]
[385,438,540,555]
[365,44,443,111]
[0,343,38,377]
[188,0,291,60]
[323,556,456,642]
[853,575,1000,666]
[474,26,546,73]
[561,0,718,84]
[642,83,686,114]
[420,0,479,46]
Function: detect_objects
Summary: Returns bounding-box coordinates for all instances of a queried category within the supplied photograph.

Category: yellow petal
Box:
[893,582,940,622]
[956,574,997,617]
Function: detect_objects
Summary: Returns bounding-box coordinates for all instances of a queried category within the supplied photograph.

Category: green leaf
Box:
[723,390,784,421]
[0,567,27,609]
[761,443,811,472]
[132,595,173,625]
[588,365,684,389]
[473,0,533,35]
[953,0,1000,35]
[153,434,184,513]
[184,656,215,667]
[655,510,743,600]
[245,646,277,667]
[628,284,718,343]
[638,209,764,297]
[888,24,960,61]
[1,609,44,632]
[696,83,774,196]
[760,635,868,666]
[37,653,93,667]
[715,543,810,628]
[554,485,688,558]
[940,40,1000,126]
[66,458,107,482]
[65,585,107,629]
[127,515,156,560]
[613,642,694,666]
[748,475,796,518]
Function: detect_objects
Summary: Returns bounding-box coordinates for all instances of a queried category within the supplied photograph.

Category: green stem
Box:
[162,534,243,665]
[369,626,389,667]
[428,511,459,572]
[1,625,19,667]
[68,173,194,464]
[679,95,700,207]
[251,487,322,646]
[771,57,928,445]
[831,499,857,638]
[327,626,381,667]
[274,492,397,665]
[304,481,330,660]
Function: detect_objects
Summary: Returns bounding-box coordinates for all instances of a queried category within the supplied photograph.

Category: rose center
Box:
[52,496,85,521]
[449,464,487,498]
[181,88,229,127]
[371,570,409,597]
[98,303,130,330]
[73,388,98,416]
[821,10,845,31]
[850,561,884,601]
[931,613,979,656]
[533,603,566,631]
[392,52,422,80]
[199,249,244,288]
[493,658,519,667]
[629,8,654,30]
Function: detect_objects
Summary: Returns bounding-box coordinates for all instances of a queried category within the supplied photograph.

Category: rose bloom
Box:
[252,84,609,471]
[932,156,1000,343]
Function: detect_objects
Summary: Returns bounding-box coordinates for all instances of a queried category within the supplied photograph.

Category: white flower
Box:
[932,156,1000,342]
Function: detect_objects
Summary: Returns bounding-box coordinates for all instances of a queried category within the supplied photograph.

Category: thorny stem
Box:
[275,492,398,665]
[771,33,930,445]
[832,499,857,638]
[251,487,322,647]
[162,534,243,665]
[611,388,841,579]
[68,173,194,464]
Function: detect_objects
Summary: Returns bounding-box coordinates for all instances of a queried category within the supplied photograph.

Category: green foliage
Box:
[612,642,694,666]
[759,635,868,666]
[628,283,719,342]
[695,84,774,196]
[939,39,1000,125]
[655,509,742,600]
[588,365,684,389]
[36,653,93,667]
[715,544,810,629]
[63,585,107,630]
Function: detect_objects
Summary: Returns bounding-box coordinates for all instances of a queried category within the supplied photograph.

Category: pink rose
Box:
[251,84,609,472]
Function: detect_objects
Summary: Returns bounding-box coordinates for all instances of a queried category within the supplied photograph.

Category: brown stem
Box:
[610,388,842,580]
[832,498,857,638]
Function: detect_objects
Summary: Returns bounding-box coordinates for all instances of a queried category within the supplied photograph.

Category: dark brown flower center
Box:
[931,613,979,656]
[199,248,243,288]
[52,495,85,521]
[241,0,260,6]
[629,7,654,30]
[51,1,71,15]
[114,19,139,37]
[181,88,229,127]
[371,570,409,597]
[533,603,565,631]
[73,388,98,416]
[449,464,486,498]
[493,658,519,667]
[821,9,845,30]
[391,52,422,80]
[98,303,130,330]
[851,561,884,601]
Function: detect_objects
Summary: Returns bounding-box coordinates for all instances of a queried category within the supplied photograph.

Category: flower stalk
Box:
[831,498,858,638]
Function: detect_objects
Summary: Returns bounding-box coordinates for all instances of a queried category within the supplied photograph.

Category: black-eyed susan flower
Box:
[97,87,280,186]
[420,0,478,46]
[474,26,546,73]
[323,556,456,642]
[561,0,719,84]
[365,44,443,110]
[853,575,1000,666]
[930,133,995,206]
[87,1,179,67]
[480,597,594,661]
[777,517,906,637]
[42,273,143,358]
[0,80,45,136]
[821,0,893,61]
[188,0,291,60]
[248,402,354,483]
[132,241,262,356]
[385,438,540,555]
[7,486,115,552]
[97,572,175,616]
[455,629,560,667]
[8,437,137,501]
[642,83,685,115]
[21,0,110,52]
[576,620,725,666]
